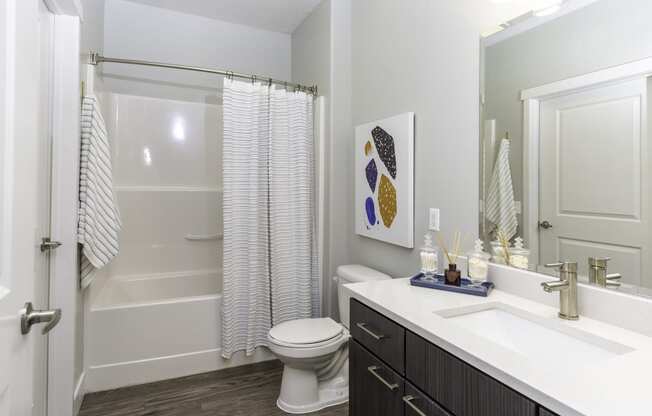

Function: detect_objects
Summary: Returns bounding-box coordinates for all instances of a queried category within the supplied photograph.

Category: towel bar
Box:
[184,234,223,241]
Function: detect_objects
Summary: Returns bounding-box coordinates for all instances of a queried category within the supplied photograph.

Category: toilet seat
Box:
[269,318,344,348]
[268,318,349,360]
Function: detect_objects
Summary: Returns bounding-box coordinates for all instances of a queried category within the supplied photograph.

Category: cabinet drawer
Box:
[404,383,452,416]
[406,331,537,416]
[350,299,405,374]
[350,340,405,416]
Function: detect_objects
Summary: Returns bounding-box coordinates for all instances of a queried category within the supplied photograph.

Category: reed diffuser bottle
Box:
[437,231,462,286]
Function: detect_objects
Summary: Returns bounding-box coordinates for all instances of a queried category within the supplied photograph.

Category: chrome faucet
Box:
[542,261,579,320]
[588,257,622,288]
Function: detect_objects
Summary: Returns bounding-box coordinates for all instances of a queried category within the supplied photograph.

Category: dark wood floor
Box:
[79,360,349,416]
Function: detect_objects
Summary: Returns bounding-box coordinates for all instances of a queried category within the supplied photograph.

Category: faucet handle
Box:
[606,273,622,288]
[588,257,611,268]
[545,261,578,273]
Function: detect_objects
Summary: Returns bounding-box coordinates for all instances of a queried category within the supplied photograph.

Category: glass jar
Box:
[490,240,507,264]
[467,239,491,283]
[420,233,439,279]
[509,237,530,270]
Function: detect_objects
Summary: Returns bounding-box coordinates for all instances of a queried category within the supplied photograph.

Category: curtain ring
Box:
[268,77,273,87]
[251,75,256,84]
[226,71,233,80]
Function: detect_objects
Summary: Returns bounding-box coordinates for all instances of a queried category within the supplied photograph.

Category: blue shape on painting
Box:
[365,197,376,226]
[366,159,378,192]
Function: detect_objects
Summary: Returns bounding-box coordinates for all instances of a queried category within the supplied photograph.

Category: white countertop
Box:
[344,277,652,416]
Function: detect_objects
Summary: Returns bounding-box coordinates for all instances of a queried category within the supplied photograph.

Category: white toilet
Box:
[267,264,391,414]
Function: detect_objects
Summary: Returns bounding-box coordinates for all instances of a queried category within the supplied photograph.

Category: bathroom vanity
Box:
[349,298,554,416]
[345,274,652,416]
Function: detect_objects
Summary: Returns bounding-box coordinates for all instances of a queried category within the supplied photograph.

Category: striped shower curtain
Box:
[221,79,318,359]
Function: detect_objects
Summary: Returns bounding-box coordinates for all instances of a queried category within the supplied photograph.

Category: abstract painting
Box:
[355,112,414,248]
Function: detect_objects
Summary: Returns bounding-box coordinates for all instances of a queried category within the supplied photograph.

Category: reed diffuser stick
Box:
[436,232,453,265]
[450,231,460,264]
[497,230,511,265]
[437,231,463,265]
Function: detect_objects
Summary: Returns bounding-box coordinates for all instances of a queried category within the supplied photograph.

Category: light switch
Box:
[429,208,440,231]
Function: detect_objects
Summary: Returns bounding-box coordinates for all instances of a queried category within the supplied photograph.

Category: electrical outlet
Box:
[429,208,440,231]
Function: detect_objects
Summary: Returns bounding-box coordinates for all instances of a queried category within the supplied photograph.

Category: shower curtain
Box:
[221,78,318,359]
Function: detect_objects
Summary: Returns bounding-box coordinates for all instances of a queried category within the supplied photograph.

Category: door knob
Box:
[538,220,553,229]
[20,302,61,335]
[40,237,62,252]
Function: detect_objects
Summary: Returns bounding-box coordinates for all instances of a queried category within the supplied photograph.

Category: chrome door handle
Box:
[356,322,385,340]
[538,220,553,230]
[403,395,427,416]
[20,302,61,335]
[367,366,399,391]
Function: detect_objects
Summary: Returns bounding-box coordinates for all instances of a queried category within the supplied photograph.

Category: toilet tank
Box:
[336,265,391,329]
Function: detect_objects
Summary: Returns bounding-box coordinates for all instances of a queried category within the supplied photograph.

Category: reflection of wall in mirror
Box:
[482,0,652,234]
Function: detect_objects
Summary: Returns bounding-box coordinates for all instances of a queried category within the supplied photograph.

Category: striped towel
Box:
[486,138,518,239]
[78,95,121,289]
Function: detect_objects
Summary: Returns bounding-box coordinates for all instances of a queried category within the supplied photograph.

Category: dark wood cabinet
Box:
[350,340,405,416]
[406,332,536,416]
[404,382,452,416]
[350,299,405,374]
[350,298,560,416]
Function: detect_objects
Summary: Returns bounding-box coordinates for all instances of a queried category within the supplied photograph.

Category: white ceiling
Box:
[122,0,323,34]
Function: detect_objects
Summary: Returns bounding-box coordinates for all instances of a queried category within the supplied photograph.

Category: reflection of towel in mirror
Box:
[486,138,518,239]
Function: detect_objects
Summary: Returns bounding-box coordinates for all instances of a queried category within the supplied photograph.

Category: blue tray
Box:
[410,273,494,297]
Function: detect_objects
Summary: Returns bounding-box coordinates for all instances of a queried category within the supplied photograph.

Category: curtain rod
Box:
[88,51,318,96]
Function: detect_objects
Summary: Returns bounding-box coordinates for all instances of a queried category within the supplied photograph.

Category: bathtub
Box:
[85,270,274,392]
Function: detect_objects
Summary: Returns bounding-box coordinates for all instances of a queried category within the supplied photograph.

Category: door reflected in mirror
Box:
[480,0,652,298]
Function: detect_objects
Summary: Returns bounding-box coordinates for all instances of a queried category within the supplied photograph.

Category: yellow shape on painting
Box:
[364,140,373,156]
[378,174,397,228]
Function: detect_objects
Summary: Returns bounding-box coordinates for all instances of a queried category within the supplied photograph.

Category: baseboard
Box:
[73,371,86,416]
[85,347,275,393]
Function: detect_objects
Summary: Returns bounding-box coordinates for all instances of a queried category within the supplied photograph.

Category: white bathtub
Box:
[85,270,273,392]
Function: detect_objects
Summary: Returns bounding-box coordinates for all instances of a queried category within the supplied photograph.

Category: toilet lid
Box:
[269,318,343,345]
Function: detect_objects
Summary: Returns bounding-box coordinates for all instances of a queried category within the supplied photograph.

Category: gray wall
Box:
[347,0,493,278]
[484,0,652,233]
[328,0,353,317]
[291,0,333,316]
[102,0,292,103]
[291,0,353,319]
[77,0,106,388]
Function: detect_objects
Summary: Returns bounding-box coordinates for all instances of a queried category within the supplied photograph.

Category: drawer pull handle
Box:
[356,322,385,340]
[403,395,427,416]
[367,366,399,391]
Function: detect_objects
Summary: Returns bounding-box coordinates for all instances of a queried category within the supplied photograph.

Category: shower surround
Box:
[84,93,273,392]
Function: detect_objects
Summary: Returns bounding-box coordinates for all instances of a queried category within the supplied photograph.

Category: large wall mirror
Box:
[480,0,652,297]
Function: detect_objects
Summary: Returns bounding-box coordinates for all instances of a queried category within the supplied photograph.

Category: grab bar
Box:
[184,233,223,241]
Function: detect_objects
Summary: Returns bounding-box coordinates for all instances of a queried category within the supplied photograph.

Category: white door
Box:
[0,1,57,415]
[539,78,649,286]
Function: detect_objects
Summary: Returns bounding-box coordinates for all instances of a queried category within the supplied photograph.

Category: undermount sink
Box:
[435,303,635,370]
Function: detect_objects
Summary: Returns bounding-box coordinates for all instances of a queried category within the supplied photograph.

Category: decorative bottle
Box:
[445,264,461,286]
[509,237,530,270]
[467,239,491,283]
[490,240,508,264]
[419,233,439,280]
